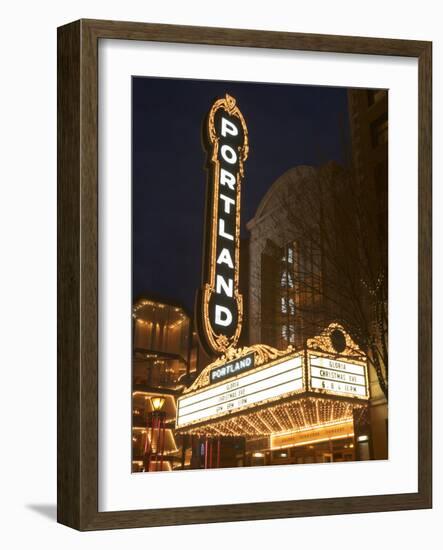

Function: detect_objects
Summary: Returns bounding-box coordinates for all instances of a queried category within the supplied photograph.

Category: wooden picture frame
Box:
[57,19,432,530]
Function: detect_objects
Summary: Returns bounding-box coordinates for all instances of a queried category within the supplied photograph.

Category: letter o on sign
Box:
[220,144,237,164]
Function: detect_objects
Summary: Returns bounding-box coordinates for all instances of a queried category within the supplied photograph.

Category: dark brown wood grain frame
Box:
[57,19,432,530]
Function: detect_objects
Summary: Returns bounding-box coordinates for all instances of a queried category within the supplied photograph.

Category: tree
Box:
[247,161,388,399]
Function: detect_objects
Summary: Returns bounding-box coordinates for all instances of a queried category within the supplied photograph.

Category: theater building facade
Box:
[132,93,388,471]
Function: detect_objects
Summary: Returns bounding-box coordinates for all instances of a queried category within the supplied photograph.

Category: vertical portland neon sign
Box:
[197,94,249,355]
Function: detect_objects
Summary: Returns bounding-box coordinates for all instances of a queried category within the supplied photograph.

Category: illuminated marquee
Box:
[176,324,369,436]
[177,352,303,429]
[197,94,249,355]
[308,354,369,399]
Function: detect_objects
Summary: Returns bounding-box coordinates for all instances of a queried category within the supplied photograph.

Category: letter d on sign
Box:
[214,305,233,327]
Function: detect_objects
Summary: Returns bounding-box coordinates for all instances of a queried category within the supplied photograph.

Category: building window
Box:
[280,297,296,315]
[261,239,323,349]
[281,324,295,343]
[278,240,323,347]
[281,296,287,313]
[287,247,293,264]
[280,270,293,288]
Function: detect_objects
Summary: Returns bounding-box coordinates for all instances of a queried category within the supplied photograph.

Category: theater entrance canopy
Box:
[176,324,369,438]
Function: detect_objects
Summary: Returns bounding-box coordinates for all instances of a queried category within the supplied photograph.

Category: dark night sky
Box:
[132,77,351,313]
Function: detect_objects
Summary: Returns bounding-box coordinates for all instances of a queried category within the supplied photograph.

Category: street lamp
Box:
[143,395,167,472]
[150,396,166,411]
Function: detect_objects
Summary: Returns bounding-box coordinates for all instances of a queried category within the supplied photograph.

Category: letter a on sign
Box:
[197,94,249,355]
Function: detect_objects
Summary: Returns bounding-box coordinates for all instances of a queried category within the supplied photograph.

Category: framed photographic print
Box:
[57,19,432,530]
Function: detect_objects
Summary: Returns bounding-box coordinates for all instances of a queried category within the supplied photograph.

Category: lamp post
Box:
[143,396,166,472]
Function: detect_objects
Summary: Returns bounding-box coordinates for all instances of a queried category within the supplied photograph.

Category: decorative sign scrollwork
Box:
[183,343,293,393]
[306,323,363,358]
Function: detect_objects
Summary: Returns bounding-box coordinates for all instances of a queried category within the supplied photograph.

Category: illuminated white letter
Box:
[220,168,236,190]
[217,248,234,268]
[220,193,235,214]
[216,275,233,297]
[219,219,234,241]
[215,305,232,327]
[221,117,238,137]
[221,144,237,164]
